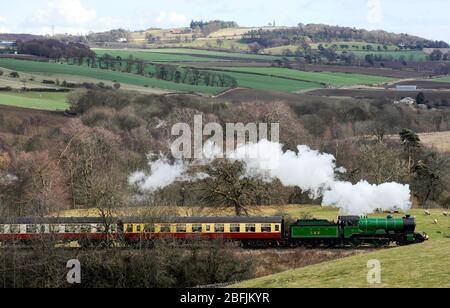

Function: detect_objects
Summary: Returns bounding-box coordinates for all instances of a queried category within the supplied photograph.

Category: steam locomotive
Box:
[0,215,428,248]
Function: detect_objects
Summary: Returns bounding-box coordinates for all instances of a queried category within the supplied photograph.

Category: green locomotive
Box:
[289,215,428,248]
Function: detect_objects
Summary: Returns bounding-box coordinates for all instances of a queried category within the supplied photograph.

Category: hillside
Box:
[233,238,450,288]
[224,206,450,288]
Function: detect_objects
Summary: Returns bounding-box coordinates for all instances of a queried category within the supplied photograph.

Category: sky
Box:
[0,0,449,43]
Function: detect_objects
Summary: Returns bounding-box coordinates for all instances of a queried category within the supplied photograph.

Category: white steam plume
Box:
[129,140,411,215]
[129,155,187,193]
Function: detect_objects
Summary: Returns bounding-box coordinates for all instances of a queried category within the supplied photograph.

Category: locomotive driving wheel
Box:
[372,239,390,248]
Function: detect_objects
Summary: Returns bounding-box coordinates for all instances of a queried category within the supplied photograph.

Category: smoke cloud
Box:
[129,155,187,193]
[129,140,411,215]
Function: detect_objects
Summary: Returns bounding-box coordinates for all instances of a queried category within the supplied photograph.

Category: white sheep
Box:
[443,212,448,217]
[433,219,438,225]
[424,210,431,216]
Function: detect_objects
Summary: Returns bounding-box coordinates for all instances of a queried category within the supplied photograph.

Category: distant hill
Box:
[84,22,448,56]
[242,24,449,49]
[0,33,43,41]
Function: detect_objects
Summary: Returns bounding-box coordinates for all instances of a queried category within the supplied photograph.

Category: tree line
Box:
[64,54,238,88]
[17,39,95,60]
[190,20,239,36]
[242,24,449,49]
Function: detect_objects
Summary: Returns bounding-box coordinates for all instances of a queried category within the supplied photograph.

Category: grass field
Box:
[0,91,69,111]
[233,238,450,288]
[436,76,450,82]
[211,71,321,92]
[211,67,394,87]
[265,45,428,61]
[350,50,428,61]
[94,48,229,63]
[175,39,249,51]
[144,48,290,62]
[0,58,226,94]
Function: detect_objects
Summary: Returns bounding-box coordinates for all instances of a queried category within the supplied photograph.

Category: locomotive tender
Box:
[0,215,427,248]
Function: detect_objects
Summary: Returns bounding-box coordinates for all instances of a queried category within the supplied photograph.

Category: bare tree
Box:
[198,159,270,216]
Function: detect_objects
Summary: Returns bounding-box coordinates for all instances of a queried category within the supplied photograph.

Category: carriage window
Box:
[246,224,256,232]
[261,224,272,233]
[205,225,211,232]
[126,224,133,233]
[65,225,77,233]
[136,225,142,232]
[215,224,225,233]
[50,225,60,233]
[26,225,37,233]
[144,224,155,233]
[192,224,202,233]
[160,224,171,233]
[0,225,4,233]
[10,225,20,234]
[81,225,92,233]
[40,225,46,233]
[110,224,117,232]
[176,224,187,233]
[275,225,280,232]
[230,224,240,233]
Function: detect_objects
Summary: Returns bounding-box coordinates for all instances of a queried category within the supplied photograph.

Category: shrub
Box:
[113,112,142,131]
[9,71,20,78]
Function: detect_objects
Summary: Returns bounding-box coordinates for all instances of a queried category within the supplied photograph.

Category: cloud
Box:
[25,0,97,34]
[366,0,383,23]
[155,11,189,26]
[0,27,11,33]
[0,17,9,33]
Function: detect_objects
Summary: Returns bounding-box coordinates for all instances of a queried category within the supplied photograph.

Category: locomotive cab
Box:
[338,216,360,227]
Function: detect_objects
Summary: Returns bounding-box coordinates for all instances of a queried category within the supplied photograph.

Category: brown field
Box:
[390,80,450,90]
[215,87,341,104]
[292,64,424,79]
[381,131,450,153]
[308,88,450,101]
[206,26,283,39]
[417,131,450,152]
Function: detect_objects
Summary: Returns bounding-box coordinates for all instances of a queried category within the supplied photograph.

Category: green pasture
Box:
[0,91,69,111]
[212,67,394,86]
[0,58,226,94]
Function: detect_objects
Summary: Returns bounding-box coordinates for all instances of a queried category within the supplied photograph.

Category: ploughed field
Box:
[308,88,450,101]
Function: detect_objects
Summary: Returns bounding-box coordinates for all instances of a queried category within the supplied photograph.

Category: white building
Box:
[394,97,416,106]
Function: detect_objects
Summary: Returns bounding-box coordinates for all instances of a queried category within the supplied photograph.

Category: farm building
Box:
[394,97,416,106]
[396,85,417,91]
